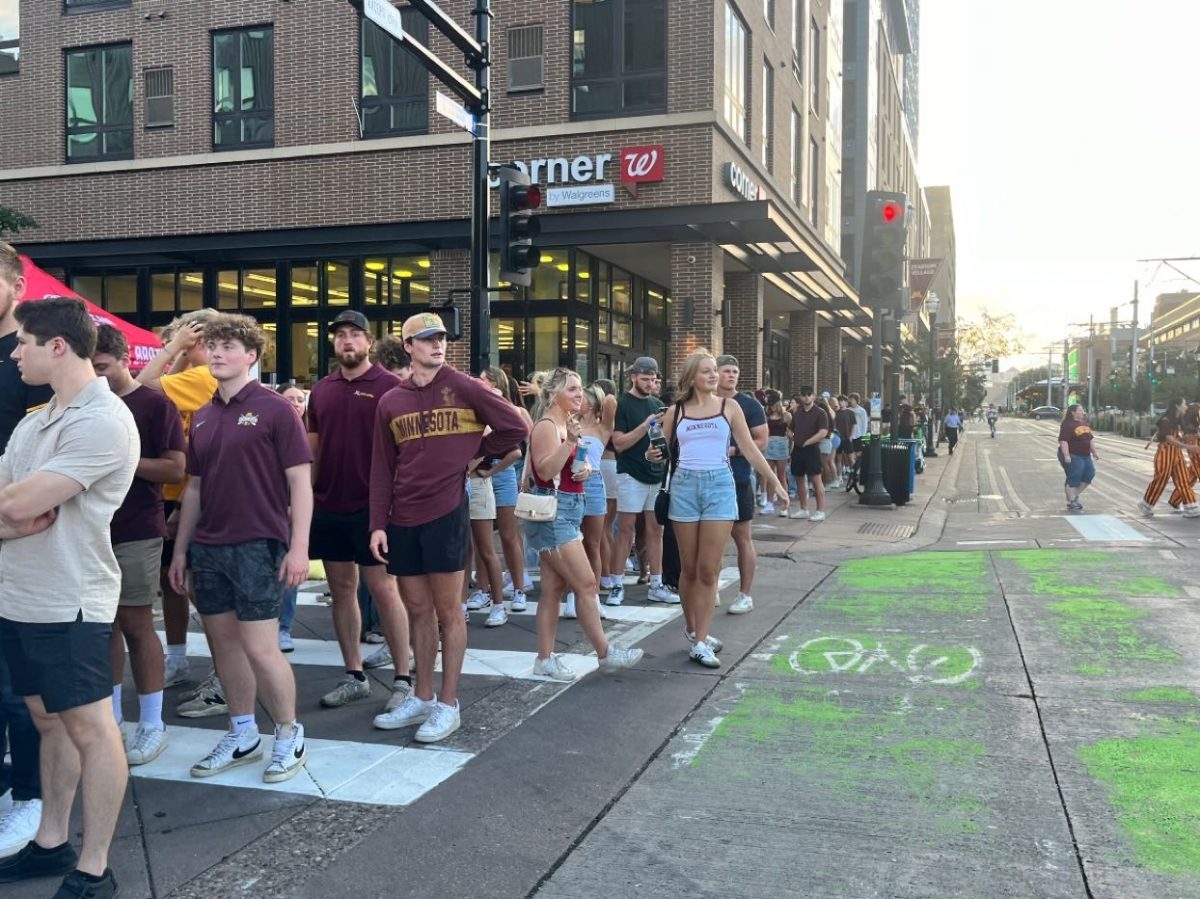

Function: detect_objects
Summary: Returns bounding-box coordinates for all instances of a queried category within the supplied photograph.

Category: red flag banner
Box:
[908,258,944,312]
[18,256,162,369]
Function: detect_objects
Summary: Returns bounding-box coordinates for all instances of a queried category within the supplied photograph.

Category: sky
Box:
[917,1,1200,365]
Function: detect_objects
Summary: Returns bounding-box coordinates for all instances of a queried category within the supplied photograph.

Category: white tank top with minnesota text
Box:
[676,404,732,471]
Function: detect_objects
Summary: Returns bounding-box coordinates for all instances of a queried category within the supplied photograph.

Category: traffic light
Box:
[991,359,1000,374]
[498,164,542,287]
[860,190,908,309]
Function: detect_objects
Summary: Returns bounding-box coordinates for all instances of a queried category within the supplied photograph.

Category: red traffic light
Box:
[881,202,902,223]
[513,185,542,212]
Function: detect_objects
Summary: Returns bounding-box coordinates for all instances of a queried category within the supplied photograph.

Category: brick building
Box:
[0,0,869,392]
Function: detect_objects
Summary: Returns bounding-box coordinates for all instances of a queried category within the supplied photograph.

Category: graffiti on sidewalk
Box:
[777,635,983,686]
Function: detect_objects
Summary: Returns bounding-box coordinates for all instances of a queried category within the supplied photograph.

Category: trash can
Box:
[895,438,921,491]
[881,441,915,505]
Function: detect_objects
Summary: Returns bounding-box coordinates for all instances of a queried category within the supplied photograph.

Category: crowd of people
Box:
[0,240,894,897]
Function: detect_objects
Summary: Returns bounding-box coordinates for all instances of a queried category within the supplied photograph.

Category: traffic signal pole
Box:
[470,0,492,373]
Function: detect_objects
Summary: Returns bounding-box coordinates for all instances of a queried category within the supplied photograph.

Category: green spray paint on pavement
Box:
[1046,598,1178,676]
[1126,687,1199,705]
[771,634,983,688]
[1080,728,1200,876]
[835,551,992,594]
[997,549,1180,598]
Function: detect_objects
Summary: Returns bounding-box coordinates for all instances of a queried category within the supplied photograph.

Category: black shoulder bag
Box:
[654,402,683,526]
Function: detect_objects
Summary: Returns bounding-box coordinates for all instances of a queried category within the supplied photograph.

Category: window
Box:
[763,0,774,29]
[65,0,131,9]
[212,27,273,150]
[809,16,820,111]
[722,3,748,142]
[808,137,820,225]
[65,44,133,162]
[144,66,174,128]
[507,24,544,92]
[790,106,801,204]
[791,0,803,78]
[363,255,431,306]
[571,0,666,119]
[361,10,429,137]
[0,0,17,75]
[761,57,774,171]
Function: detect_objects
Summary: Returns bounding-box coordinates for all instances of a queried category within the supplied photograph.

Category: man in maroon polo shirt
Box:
[307,310,412,713]
[168,315,313,784]
[368,313,526,742]
[91,326,185,768]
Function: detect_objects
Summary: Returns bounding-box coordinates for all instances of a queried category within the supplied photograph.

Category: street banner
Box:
[18,256,162,370]
[909,258,944,312]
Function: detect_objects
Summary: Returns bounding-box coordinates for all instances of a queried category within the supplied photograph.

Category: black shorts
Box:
[386,498,470,578]
[161,500,180,567]
[851,438,865,454]
[0,616,112,714]
[791,444,823,479]
[735,479,755,523]
[309,508,379,567]
[189,540,286,621]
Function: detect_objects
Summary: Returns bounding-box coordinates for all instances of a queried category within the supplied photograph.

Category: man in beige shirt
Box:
[0,299,138,899]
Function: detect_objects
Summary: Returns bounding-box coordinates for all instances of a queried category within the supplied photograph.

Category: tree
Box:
[955,311,1025,363]
[0,207,38,238]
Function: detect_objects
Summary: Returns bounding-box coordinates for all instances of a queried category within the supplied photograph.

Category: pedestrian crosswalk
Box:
[129,569,740,806]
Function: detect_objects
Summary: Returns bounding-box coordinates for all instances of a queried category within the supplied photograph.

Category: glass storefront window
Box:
[326,262,350,306]
[217,271,239,309]
[180,272,203,310]
[574,317,591,384]
[529,252,568,300]
[242,269,277,309]
[597,314,609,343]
[364,258,388,305]
[105,275,137,314]
[612,316,632,348]
[647,286,667,326]
[596,263,610,309]
[258,322,278,378]
[291,321,318,386]
[151,274,175,312]
[574,251,593,304]
[72,275,103,306]
[290,265,318,308]
[362,255,430,305]
[531,316,567,373]
[611,267,632,315]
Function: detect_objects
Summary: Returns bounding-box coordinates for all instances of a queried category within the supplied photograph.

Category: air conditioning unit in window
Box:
[145,66,174,128]
[507,25,544,92]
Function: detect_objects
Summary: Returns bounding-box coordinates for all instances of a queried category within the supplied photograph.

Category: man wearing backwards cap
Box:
[368,313,526,742]
[306,310,412,716]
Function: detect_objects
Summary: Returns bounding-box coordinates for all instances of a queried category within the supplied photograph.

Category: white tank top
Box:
[578,434,604,469]
[676,401,732,471]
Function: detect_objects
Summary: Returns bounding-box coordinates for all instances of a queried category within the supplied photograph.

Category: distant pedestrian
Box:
[788,388,831,522]
[943,408,962,454]
[1141,397,1198,517]
[0,298,138,896]
[762,391,791,516]
[1057,405,1097,512]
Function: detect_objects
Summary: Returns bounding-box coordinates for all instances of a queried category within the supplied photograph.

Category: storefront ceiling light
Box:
[578,272,589,279]
[556,263,569,272]
[365,261,386,272]
[411,283,430,293]
[418,259,431,268]
[540,255,555,263]
[394,270,414,278]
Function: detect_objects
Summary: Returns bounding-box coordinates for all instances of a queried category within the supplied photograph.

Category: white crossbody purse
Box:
[514,423,564,521]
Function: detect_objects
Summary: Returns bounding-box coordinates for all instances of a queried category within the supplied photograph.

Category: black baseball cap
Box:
[329,310,369,332]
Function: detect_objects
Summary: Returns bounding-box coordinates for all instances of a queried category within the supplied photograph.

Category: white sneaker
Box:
[163,656,189,689]
[684,630,724,653]
[1184,504,1200,519]
[533,653,577,682]
[485,605,509,627]
[191,727,262,778]
[778,506,789,517]
[761,501,775,515]
[728,593,754,615]
[176,675,227,718]
[648,584,681,604]
[264,722,307,784]
[0,798,41,858]
[1139,500,1155,517]
[828,478,843,489]
[563,593,577,619]
[415,700,461,743]
[810,511,827,522]
[789,508,810,520]
[502,571,534,596]
[466,590,492,611]
[689,640,721,669]
[126,724,169,766]
[383,679,412,713]
[278,629,294,654]
[374,691,436,730]
[363,644,393,669]
[605,584,625,606]
[598,645,644,670]
[510,590,528,612]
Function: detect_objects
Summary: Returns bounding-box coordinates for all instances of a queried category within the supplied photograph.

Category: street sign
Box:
[362,0,405,43]
[436,91,475,134]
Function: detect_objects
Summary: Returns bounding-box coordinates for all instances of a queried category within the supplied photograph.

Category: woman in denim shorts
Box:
[525,369,643,682]
[591,379,621,595]
[567,384,615,619]
[480,367,532,610]
[649,351,788,670]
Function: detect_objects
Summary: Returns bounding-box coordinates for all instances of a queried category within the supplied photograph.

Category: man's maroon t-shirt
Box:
[1057,419,1094,457]
[111,385,185,546]
[187,381,313,546]
[789,404,830,447]
[308,363,400,514]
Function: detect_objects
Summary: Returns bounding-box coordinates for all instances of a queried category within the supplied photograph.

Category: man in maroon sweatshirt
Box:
[368,313,526,742]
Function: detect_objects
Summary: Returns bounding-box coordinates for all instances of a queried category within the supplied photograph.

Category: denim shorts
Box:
[818,438,833,455]
[492,465,518,508]
[583,473,607,517]
[189,540,286,622]
[524,489,585,553]
[765,436,790,461]
[669,466,737,522]
[1060,452,1095,488]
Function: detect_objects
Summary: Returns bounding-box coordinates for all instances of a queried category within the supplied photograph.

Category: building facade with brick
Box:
[0,0,870,393]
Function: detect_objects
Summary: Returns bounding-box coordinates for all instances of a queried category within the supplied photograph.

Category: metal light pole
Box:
[924,292,941,458]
